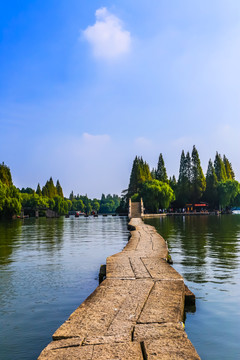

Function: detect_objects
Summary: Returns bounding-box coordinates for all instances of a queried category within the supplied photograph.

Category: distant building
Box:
[185,203,208,212]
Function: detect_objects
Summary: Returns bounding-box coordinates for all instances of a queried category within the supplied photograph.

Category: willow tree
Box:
[140,179,175,213]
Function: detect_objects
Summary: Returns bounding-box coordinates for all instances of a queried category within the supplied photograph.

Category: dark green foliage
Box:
[217,180,240,209]
[53,196,68,215]
[177,151,190,206]
[0,180,21,218]
[115,197,128,214]
[214,152,227,181]
[140,180,175,213]
[0,163,13,187]
[151,168,156,179]
[99,194,121,213]
[71,198,85,212]
[92,199,100,213]
[128,156,152,198]
[0,163,21,218]
[191,145,206,203]
[56,180,64,198]
[156,153,168,183]
[20,187,35,194]
[42,177,57,198]
[223,155,235,180]
[36,183,42,196]
[169,175,177,193]
[131,193,140,202]
[204,160,218,208]
[69,191,74,201]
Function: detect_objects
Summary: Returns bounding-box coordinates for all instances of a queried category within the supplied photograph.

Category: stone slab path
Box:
[38,218,200,359]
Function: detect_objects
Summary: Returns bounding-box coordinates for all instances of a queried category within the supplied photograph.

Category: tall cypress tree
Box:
[185,152,192,185]
[128,156,151,198]
[56,180,64,198]
[204,159,218,208]
[128,156,139,197]
[223,155,235,180]
[42,177,57,198]
[151,168,156,179]
[214,152,227,181]
[156,153,168,183]
[36,183,42,196]
[191,145,206,203]
[177,150,190,206]
[169,175,177,194]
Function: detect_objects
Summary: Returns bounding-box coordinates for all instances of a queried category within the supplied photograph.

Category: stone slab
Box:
[134,323,200,359]
[53,278,154,341]
[137,280,185,324]
[142,257,183,280]
[38,339,93,360]
[106,254,135,279]
[38,342,143,360]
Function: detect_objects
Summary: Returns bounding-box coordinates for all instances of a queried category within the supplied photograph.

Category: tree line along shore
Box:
[0,163,120,219]
[1,145,239,218]
[118,145,240,214]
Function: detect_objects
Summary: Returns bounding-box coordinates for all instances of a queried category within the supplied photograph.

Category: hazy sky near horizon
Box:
[1,0,240,198]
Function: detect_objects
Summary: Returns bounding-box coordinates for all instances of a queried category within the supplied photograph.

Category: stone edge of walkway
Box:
[37,217,201,360]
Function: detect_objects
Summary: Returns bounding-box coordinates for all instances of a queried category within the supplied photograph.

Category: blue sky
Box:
[1,0,240,198]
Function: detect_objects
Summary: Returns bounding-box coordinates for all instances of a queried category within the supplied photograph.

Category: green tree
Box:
[0,162,13,187]
[42,177,57,198]
[191,145,206,202]
[169,175,177,194]
[151,168,156,179]
[0,181,21,218]
[156,153,168,182]
[128,156,151,198]
[92,199,100,213]
[177,151,190,206]
[204,159,218,208]
[140,180,175,213]
[223,155,235,180]
[214,152,227,181]
[53,196,68,215]
[56,180,64,198]
[69,191,74,201]
[36,183,42,196]
[218,180,240,210]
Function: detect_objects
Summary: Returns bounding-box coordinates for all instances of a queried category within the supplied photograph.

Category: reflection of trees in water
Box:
[0,220,22,265]
[29,217,64,253]
[145,215,240,284]
[0,218,65,265]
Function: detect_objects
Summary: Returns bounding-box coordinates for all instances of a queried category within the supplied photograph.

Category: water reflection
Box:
[146,215,240,284]
[145,215,240,360]
[0,220,22,265]
[0,216,129,360]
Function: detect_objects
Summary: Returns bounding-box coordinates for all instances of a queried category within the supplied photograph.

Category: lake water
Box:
[0,216,129,360]
[145,215,240,360]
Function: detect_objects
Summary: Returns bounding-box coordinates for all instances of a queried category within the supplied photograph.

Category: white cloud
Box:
[82,7,131,60]
[82,132,110,145]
